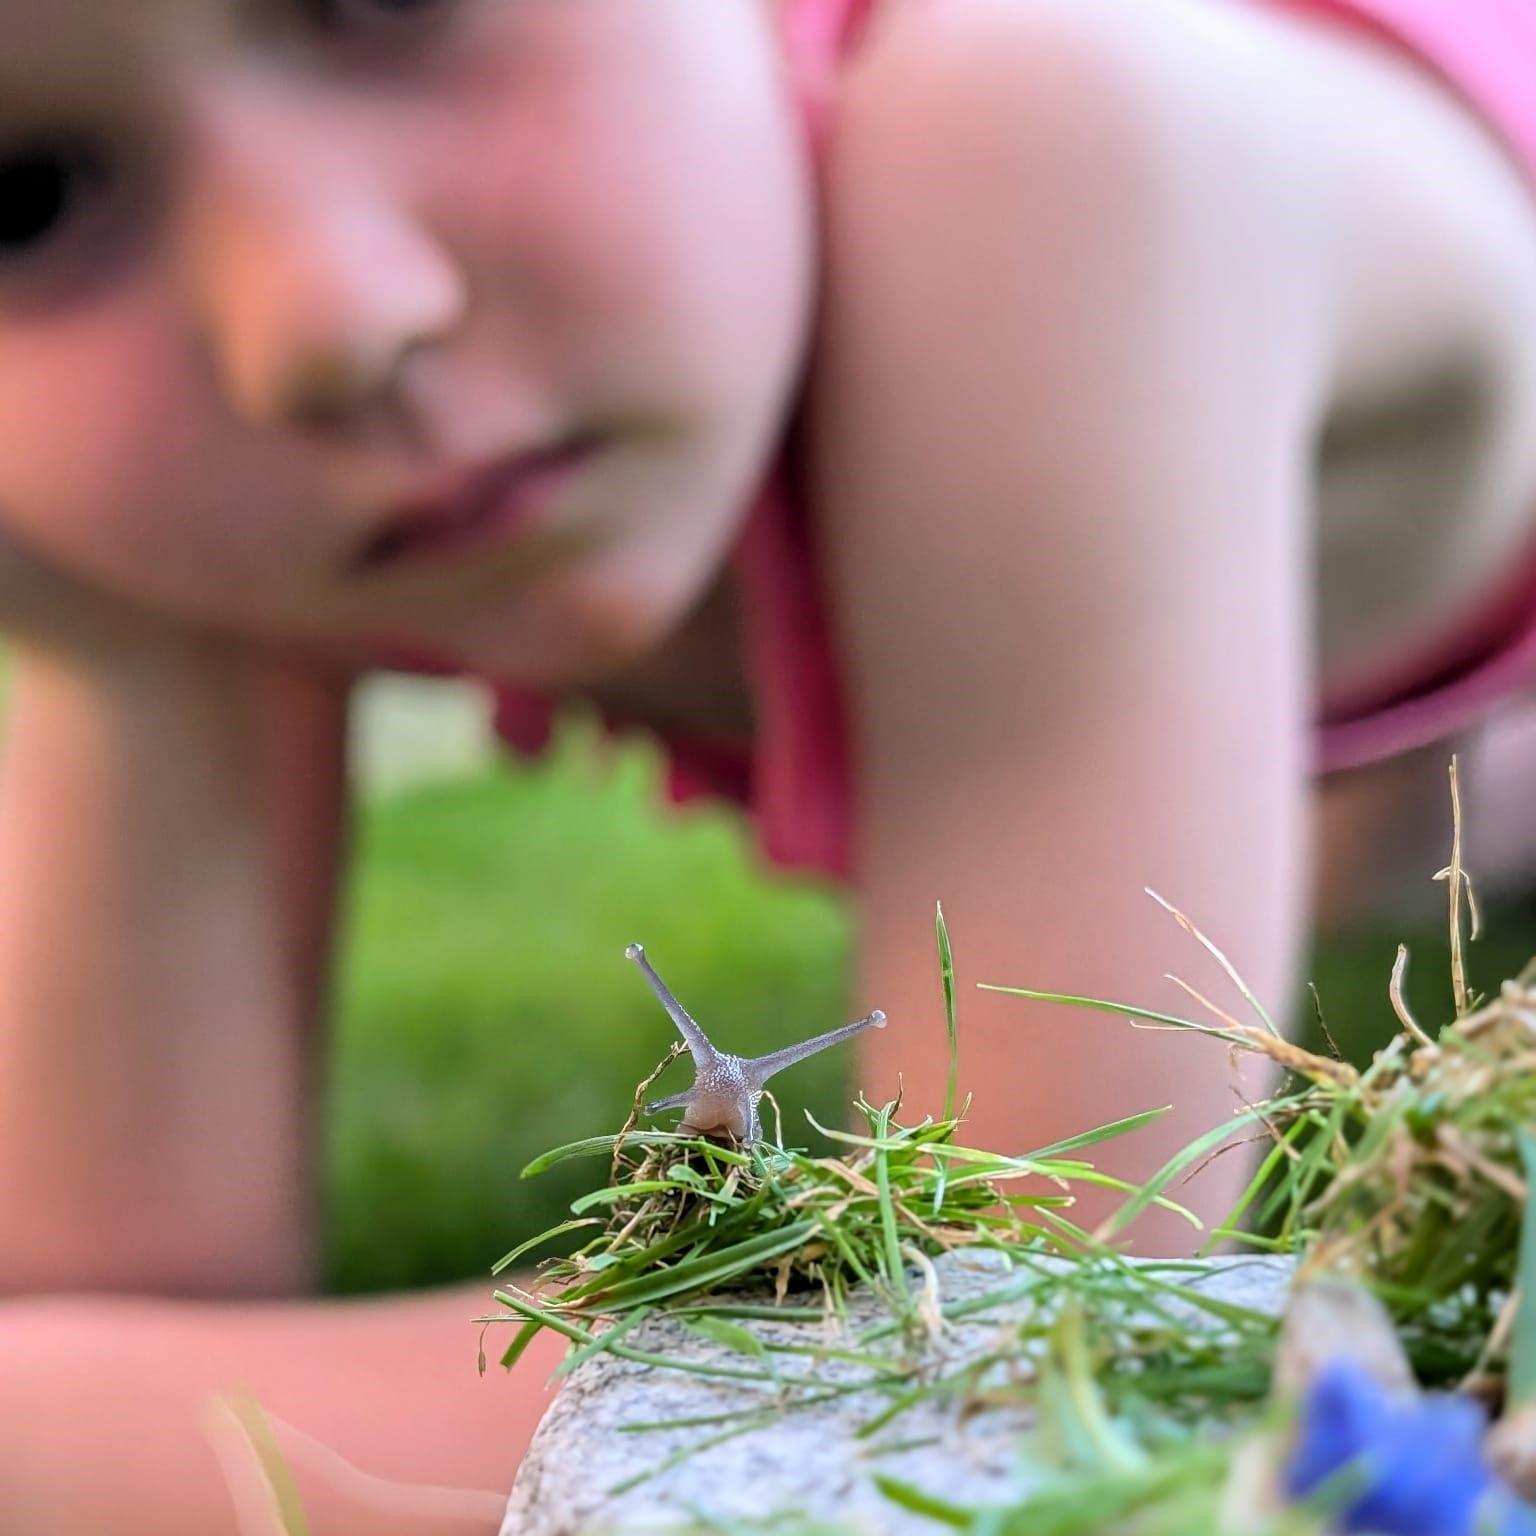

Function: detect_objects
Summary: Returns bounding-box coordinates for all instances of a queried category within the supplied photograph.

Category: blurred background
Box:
[326,675,1536,1296]
[332,674,850,1294]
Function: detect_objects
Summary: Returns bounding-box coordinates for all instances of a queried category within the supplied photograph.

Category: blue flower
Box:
[1284,1359,1536,1536]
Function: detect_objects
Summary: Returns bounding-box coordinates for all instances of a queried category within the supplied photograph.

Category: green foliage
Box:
[485,851,1536,1534]
[495,1102,1183,1362]
[313,717,1536,1532]
[492,1101,1309,1532]
[489,1104,1295,1527]
[323,719,848,1293]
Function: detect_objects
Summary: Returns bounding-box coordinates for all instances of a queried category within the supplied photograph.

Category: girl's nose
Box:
[185,99,467,431]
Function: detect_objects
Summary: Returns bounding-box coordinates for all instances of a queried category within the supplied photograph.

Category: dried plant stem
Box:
[1434,754,1480,1018]
[1145,888,1280,1038]
[1388,945,1436,1051]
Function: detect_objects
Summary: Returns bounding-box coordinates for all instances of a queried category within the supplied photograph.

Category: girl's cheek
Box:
[0,292,268,597]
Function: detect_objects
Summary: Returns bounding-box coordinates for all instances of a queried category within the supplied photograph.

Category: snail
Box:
[625,943,886,1144]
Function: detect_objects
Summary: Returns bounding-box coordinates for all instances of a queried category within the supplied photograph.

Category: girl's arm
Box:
[815,0,1536,1245]
[808,3,1330,1248]
[0,625,350,1296]
[0,1278,564,1536]
[0,545,558,1533]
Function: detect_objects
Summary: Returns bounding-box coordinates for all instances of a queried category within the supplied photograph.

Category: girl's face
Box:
[0,0,817,684]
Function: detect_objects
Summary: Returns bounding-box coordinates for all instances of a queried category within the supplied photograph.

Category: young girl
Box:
[2,0,1536,1529]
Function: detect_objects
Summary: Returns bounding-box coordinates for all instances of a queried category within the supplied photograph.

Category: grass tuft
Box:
[483,758,1536,1533]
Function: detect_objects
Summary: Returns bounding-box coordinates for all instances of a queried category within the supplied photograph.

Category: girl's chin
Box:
[326,623,643,692]
[311,551,700,686]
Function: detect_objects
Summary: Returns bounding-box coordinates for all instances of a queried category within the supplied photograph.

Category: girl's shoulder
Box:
[812,0,1536,484]
[804,0,1196,519]
[820,0,1536,272]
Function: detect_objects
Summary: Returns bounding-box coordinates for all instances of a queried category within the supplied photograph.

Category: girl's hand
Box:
[0,514,373,686]
[205,1394,510,1536]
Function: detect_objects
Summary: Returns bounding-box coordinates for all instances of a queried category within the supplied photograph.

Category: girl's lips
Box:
[351,434,599,574]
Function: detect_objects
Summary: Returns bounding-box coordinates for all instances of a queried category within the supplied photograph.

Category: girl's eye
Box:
[0,139,107,260]
[303,0,459,41]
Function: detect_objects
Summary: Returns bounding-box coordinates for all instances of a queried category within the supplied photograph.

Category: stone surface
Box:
[502,1251,1295,1535]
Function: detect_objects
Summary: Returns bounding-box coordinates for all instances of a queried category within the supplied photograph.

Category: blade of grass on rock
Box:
[872,1100,913,1320]
[551,1306,657,1380]
[572,1220,823,1312]
[873,1473,971,1528]
[683,1314,771,1362]
[489,1291,783,1385]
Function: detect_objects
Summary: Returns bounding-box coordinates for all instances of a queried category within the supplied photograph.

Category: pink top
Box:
[486,0,1536,879]
[1268,0,1536,773]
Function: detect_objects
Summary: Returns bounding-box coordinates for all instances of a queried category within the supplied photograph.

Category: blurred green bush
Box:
[325,716,850,1293]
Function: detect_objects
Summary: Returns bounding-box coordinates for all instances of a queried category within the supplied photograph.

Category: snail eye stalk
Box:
[627,942,887,1144]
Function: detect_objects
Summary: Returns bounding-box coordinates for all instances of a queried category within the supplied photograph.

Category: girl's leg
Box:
[0,1281,563,1536]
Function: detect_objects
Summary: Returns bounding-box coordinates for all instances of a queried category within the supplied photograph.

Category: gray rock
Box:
[502,1251,1294,1535]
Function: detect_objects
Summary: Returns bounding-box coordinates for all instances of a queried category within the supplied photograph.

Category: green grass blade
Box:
[1507,1130,1536,1408]
[497,1316,544,1372]
[872,1473,972,1527]
[872,1101,912,1317]
[977,984,1219,1038]
[1099,1106,1281,1239]
[1023,1108,1172,1161]
[683,1314,770,1361]
[521,1131,751,1178]
[1202,1123,1304,1258]
[1256,1106,1339,1235]
[552,1306,655,1380]
[569,1182,676,1213]
[937,902,959,1123]
[490,1218,601,1275]
[813,1210,879,1290]
[490,1291,782,1385]
[800,1111,922,1152]
[576,1220,822,1311]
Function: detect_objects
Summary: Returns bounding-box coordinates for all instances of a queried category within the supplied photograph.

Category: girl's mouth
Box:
[350,433,602,575]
